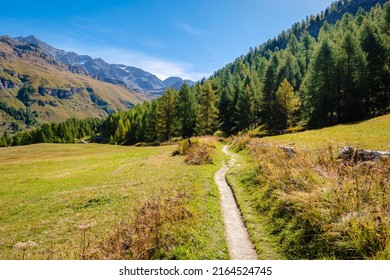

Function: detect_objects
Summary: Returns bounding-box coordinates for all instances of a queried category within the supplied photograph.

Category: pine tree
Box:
[144,100,158,143]
[0,136,7,147]
[303,36,336,127]
[175,83,197,138]
[301,31,315,71]
[218,85,235,135]
[262,53,280,128]
[360,18,389,116]
[41,124,54,143]
[235,85,252,132]
[156,87,177,141]
[337,22,366,122]
[196,80,218,135]
[277,50,302,90]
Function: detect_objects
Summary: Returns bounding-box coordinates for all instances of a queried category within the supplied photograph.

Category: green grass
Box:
[0,142,228,260]
[260,114,390,151]
[226,150,283,260]
[227,114,390,259]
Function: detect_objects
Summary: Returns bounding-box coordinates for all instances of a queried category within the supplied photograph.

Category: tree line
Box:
[0,118,101,147]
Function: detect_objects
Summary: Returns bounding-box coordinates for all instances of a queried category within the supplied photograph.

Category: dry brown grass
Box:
[99,193,192,260]
[176,138,215,165]
[230,134,390,259]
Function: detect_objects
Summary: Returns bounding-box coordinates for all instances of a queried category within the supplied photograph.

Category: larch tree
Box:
[175,83,197,138]
[275,79,301,129]
[304,35,336,127]
[156,87,177,141]
[196,80,218,135]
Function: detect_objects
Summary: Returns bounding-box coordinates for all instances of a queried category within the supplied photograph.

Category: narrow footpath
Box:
[214,145,258,260]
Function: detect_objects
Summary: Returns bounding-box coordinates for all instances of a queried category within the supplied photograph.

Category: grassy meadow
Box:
[0,142,228,259]
[227,114,390,259]
[260,114,390,151]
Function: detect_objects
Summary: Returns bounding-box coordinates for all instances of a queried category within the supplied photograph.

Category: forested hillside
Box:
[210,0,389,133]
[98,0,390,145]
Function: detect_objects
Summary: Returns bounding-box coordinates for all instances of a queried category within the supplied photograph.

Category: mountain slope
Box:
[15,36,194,95]
[0,36,145,134]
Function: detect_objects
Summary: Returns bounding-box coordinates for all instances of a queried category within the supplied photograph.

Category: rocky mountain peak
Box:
[14,36,195,96]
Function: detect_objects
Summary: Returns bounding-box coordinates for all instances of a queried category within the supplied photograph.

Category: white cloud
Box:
[175,22,204,36]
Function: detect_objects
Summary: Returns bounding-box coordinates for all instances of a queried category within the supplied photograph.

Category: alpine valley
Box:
[0,35,193,134]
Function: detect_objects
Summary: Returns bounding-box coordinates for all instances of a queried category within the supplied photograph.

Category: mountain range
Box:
[0,35,194,134]
[15,36,194,95]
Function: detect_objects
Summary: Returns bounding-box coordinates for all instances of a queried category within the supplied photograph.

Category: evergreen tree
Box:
[301,30,315,71]
[144,100,158,143]
[235,85,252,132]
[218,88,233,135]
[277,50,302,90]
[0,136,7,147]
[337,22,366,122]
[360,18,389,116]
[196,80,218,135]
[156,87,177,141]
[175,83,197,138]
[262,53,280,128]
[303,36,336,127]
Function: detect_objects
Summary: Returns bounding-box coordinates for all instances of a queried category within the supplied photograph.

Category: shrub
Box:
[213,130,225,137]
[230,134,251,152]
[177,138,199,155]
[184,143,213,165]
[100,193,192,260]
[173,138,215,165]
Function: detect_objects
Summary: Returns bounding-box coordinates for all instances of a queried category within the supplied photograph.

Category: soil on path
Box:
[215,145,258,260]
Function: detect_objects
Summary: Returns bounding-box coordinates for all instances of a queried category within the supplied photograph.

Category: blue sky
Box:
[0,0,334,80]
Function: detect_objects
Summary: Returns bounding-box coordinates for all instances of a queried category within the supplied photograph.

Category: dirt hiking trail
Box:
[214,145,258,260]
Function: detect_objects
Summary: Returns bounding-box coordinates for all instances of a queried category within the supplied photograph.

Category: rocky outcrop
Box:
[0,68,20,89]
[339,146,390,162]
[0,78,17,89]
[38,87,83,99]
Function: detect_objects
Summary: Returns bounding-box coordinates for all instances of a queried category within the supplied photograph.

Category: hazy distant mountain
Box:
[163,77,195,90]
[15,36,194,95]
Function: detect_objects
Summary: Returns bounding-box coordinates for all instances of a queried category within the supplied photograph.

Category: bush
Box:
[230,134,251,152]
[177,138,199,155]
[100,193,192,260]
[213,130,225,137]
[175,138,214,165]
[184,143,213,165]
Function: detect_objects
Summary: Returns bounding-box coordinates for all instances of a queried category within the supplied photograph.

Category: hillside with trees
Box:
[98,0,390,145]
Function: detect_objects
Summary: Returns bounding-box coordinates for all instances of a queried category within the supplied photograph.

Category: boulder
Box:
[278,145,296,157]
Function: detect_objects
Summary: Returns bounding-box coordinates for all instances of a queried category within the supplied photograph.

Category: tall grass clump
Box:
[176,138,214,165]
[100,193,193,260]
[230,134,251,152]
[236,140,390,259]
